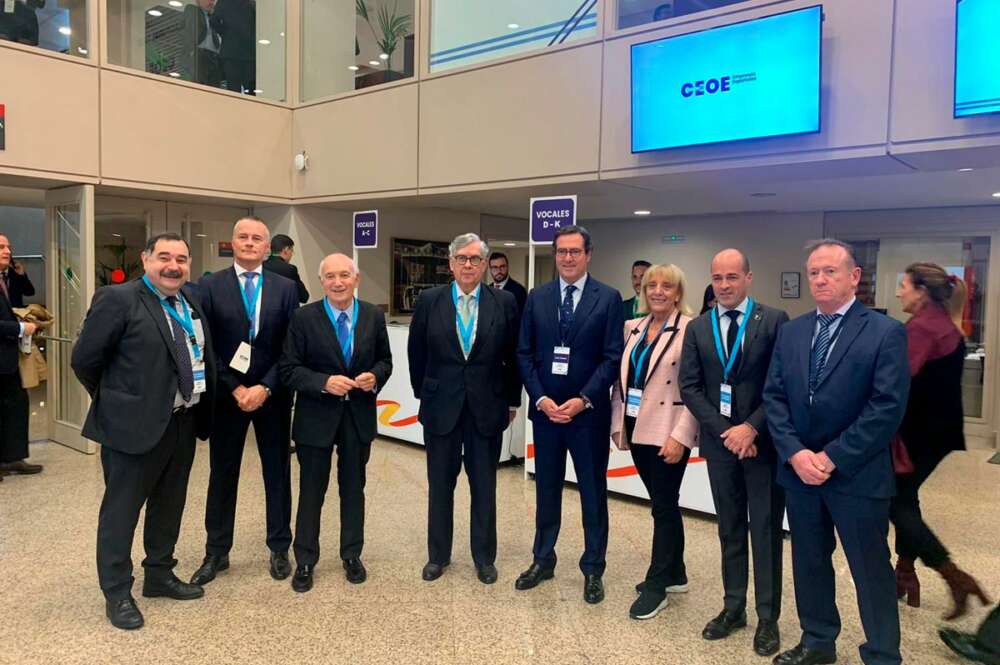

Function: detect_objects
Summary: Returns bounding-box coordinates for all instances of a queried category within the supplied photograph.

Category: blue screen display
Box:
[631,6,822,153]
[955,0,1000,118]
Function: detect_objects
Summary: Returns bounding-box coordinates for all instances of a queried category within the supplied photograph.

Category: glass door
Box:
[44,186,96,454]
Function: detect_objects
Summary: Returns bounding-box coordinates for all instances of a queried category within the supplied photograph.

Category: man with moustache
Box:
[488,251,527,315]
[279,253,392,591]
[72,233,216,630]
[190,216,299,586]
[515,225,624,604]
[679,249,788,656]
[408,234,521,584]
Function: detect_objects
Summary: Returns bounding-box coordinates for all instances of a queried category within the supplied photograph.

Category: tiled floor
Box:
[1,438,997,665]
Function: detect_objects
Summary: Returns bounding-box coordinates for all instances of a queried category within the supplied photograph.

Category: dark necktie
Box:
[724,310,741,361]
[336,311,351,364]
[559,284,576,342]
[243,272,257,341]
[0,271,9,301]
[166,296,195,402]
[809,313,842,395]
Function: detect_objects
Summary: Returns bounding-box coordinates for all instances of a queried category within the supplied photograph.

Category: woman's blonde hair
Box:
[636,263,693,317]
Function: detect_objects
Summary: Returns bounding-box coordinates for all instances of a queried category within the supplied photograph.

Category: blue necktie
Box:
[243,272,257,341]
[559,284,576,342]
[337,311,351,364]
[809,313,841,395]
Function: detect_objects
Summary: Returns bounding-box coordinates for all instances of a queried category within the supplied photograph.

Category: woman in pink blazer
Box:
[611,263,699,621]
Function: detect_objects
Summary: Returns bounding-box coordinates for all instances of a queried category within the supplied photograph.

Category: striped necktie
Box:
[809,313,842,395]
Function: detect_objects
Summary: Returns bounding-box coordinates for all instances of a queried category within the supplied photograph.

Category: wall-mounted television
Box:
[954,0,1000,118]
[631,5,823,153]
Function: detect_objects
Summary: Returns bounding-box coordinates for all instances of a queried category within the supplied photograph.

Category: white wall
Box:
[586,212,824,318]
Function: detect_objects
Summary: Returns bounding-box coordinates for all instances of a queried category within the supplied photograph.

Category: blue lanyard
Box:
[142,275,201,361]
[323,297,358,359]
[710,299,754,383]
[629,313,676,384]
[239,270,264,342]
[452,283,477,356]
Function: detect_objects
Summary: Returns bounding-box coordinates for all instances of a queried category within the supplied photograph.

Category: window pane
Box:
[301,0,415,101]
[618,0,752,30]
[0,0,88,58]
[429,0,599,74]
[106,0,286,101]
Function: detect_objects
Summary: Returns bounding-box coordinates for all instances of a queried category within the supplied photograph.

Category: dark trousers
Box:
[293,411,371,566]
[0,371,29,463]
[204,392,292,556]
[187,48,222,87]
[889,448,951,567]
[786,488,900,665]
[532,420,610,576]
[631,443,690,593]
[97,410,197,601]
[424,403,502,567]
[222,57,254,94]
[706,454,785,621]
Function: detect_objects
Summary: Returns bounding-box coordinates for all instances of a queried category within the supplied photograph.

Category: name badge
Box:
[192,319,206,346]
[720,383,733,418]
[551,346,570,375]
[626,388,642,418]
[229,341,252,374]
[192,361,207,394]
[4,1,15,14]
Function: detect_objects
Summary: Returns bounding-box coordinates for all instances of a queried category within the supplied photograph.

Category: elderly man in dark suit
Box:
[515,225,624,605]
[680,248,788,657]
[279,253,392,592]
[409,234,521,585]
[72,233,217,630]
[764,239,910,665]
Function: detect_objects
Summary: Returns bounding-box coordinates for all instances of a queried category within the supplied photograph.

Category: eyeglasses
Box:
[453,255,484,266]
[555,248,585,258]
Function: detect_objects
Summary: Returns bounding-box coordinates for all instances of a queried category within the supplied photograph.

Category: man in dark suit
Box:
[0,233,42,481]
[622,260,651,321]
[279,253,392,591]
[409,234,521,585]
[72,233,216,630]
[515,225,624,604]
[212,0,256,94]
[488,251,527,314]
[0,253,36,309]
[190,216,298,586]
[264,234,309,303]
[764,239,910,665]
[680,248,788,657]
[181,0,222,87]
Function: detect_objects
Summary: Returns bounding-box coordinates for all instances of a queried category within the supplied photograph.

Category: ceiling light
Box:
[168,0,183,6]
[58,26,72,35]
[168,72,181,77]
[369,60,380,66]
[992,192,1000,199]
[279,32,285,37]
[379,53,389,60]
[195,233,207,238]
[253,89,264,94]
[111,233,122,238]
[750,192,777,197]
[147,9,162,16]
[633,210,652,216]
[77,47,88,55]
[348,65,360,71]
[503,242,516,247]
[258,39,271,45]
[958,168,974,172]
[507,23,520,29]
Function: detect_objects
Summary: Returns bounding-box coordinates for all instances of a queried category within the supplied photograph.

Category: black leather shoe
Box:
[270,550,292,580]
[939,628,1000,665]
[190,554,229,585]
[476,564,498,585]
[0,460,43,474]
[772,644,837,665]
[106,597,144,630]
[584,575,605,604]
[702,609,748,640]
[142,574,204,600]
[291,565,314,593]
[422,561,450,582]
[515,563,554,590]
[755,620,781,657]
[344,558,367,584]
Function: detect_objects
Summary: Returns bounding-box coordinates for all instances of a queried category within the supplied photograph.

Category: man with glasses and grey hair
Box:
[408,233,522,585]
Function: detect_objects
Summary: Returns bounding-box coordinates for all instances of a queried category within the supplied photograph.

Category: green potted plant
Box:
[356,0,411,82]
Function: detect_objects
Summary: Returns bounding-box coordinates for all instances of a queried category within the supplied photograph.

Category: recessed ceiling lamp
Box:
[633,210,652,216]
[168,72,181,77]
[259,39,271,45]
[992,192,1000,199]
[958,168,974,172]
[147,9,162,17]
[168,1,183,6]
[77,46,88,55]
[195,233,208,238]
[369,60,381,66]
[111,233,122,238]
[379,53,389,60]
[58,26,72,35]
[507,23,520,29]
[503,242,516,247]
[253,89,264,94]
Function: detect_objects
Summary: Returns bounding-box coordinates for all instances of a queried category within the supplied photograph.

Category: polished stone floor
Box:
[1,437,997,665]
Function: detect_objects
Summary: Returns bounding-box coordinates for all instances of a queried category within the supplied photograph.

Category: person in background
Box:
[180,0,222,87]
[611,264,698,621]
[0,1,39,47]
[891,263,990,619]
[488,251,527,315]
[1,252,36,309]
[699,283,717,315]
[623,260,651,321]
[212,0,256,95]
[940,604,1000,664]
[264,234,310,304]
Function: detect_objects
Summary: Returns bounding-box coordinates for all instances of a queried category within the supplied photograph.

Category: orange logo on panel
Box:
[525,444,705,479]
[376,400,419,427]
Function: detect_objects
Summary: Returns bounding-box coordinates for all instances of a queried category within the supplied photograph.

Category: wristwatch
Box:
[263,385,272,397]
[580,395,594,410]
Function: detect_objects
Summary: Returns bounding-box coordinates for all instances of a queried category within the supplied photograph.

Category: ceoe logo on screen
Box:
[680,76,732,98]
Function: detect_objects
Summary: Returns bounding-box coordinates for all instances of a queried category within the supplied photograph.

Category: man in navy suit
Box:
[515,225,624,605]
[764,239,910,665]
[190,216,300,586]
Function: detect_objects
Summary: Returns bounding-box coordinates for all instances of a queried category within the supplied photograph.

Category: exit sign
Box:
[0,104,5,151]
[662,234,686,243]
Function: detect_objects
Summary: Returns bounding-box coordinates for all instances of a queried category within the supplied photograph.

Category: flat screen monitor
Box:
[631,5,823,153]
[954,0,1000,118]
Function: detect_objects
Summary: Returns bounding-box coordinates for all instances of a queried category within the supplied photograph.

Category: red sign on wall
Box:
[0,104,5,151]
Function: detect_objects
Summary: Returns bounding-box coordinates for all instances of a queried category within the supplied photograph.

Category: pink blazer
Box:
[611,314,699,449]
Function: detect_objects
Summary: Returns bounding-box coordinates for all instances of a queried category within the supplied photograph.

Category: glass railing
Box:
[0,0,88,58]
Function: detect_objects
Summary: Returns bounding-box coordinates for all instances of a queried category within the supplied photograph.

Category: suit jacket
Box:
[181,4,221,81]
[611,314,699,448]
[198,266,298,397]
[0,286,22,375]
[622,296,639,321]
[2,268,35,308]
[71,280,217,454]
[763,300,910,498]
[517,275,624,430]
[498,278,527,314]
[279,299,392,447]
[679,302,789,461]
[211,0,255,62]
[407,283,521,438]
[264,255,309,304]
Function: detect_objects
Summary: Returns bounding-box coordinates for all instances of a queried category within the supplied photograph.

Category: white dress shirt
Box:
[812,296,856,362]
[558,273,588,315]
[717,296,750,355]
[453,282,481,358]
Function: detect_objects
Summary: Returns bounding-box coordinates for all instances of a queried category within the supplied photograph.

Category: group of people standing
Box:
[60,215,992,665]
